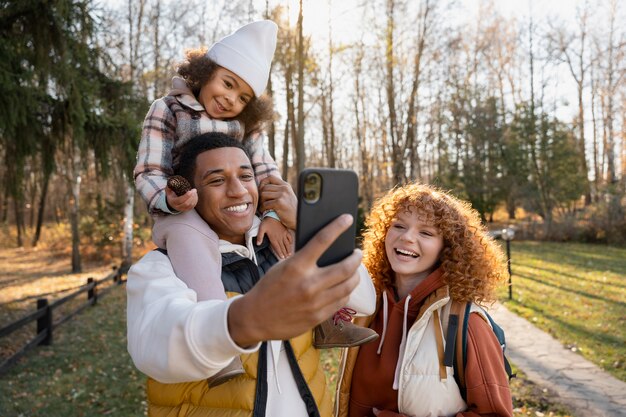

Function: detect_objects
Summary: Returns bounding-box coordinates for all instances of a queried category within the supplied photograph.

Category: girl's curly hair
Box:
[176,47,274,137]
[362,182,508,305]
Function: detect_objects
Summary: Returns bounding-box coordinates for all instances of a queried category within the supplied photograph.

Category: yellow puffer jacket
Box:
[146,287,333,417]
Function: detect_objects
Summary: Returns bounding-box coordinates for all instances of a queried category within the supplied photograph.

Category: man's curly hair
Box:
[176,47,274,137]
[362,182,508,305]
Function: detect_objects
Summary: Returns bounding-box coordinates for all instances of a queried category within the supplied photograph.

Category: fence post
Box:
[36,298,52,346]
[114,266,124,285]
[87,277,97,305]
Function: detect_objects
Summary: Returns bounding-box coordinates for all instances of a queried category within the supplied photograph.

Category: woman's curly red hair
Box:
[362,182,508,305]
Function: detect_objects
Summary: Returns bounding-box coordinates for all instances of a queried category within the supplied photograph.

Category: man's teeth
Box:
[396,248,418,257]
[225,204,248,213]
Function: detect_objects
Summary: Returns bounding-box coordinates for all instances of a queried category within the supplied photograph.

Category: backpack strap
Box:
[447,301,471,400]
[485,313,515,381]
[433,310,448,381]
[443,305,459,368]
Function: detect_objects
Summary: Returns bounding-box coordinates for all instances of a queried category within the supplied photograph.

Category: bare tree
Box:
[590,57,601,198]
[264,0,276,158]
[323,0,337,168]
[406,0,435,180]
[385,0,404,184]
[482,11,520,122]
[548,2,593,203]
[271,5,298,180]
[599,0,623,186]
[528,12,552,232]
[295,0,306,173]
[352,41,374,209]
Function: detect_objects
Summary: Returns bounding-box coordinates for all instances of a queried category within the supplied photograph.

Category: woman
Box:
[336,182,514,417]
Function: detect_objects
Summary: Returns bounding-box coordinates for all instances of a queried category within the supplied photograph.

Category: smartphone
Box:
[295,168,359,267]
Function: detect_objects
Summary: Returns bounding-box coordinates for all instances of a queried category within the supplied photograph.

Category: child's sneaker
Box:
[207,357,245,388]
[313,308,379,349]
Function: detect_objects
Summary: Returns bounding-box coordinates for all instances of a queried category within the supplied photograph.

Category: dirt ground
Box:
[0,248,117,318]
[0,230,154,360]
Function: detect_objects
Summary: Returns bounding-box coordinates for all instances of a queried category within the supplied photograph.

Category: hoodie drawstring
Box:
[392,295,412,390]
[376,291,389,354]
[269,341,282,393]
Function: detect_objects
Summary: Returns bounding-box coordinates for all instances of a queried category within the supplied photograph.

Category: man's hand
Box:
[165,187,198,212]
[228,214,361,346]
[257,217,293,259]
[259,176,297,229]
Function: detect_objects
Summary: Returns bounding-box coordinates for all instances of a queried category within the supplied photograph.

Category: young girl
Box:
[336,182,514,417]
[134,21,376,384]
[135,20,289,296]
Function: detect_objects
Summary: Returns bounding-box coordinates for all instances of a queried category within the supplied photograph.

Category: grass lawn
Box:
[0,285,146,416]
[6,239,623,416]
[1,286,572,416]
[500,241,626,382]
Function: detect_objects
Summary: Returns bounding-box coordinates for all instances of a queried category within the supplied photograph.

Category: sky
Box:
[288,0,588,42]
[282,0,609,125]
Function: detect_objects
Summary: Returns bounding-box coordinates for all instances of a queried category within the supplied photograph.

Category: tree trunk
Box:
[266,70,276,159]
[1,186,8,224]
[320,87,330,165]
[285,65,297,180]
[528,16,551,235]
[152,0,161,99]
[577,85,591,204]
[590,67,599,201]
[326,1,336,168]
[406,0,431,180]
[14,197,24,247]
[604,1,617,185]
[121,175,134,272]
[32,170,51,247]
[295,0,306,173]
[354,46,373,210]
[506,197,516,220]
[28,172,38,230]
[128,0,146,87]
[69,149,82,273]
[264,0,276,159]
[385,0,403,185]
[282,117,290,181]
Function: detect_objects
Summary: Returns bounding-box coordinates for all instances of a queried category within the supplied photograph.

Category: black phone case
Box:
[295,168,359,267]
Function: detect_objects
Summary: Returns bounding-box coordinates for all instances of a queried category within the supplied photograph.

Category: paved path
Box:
[489,303,626,417]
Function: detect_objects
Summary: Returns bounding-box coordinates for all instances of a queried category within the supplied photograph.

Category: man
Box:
[126,133,375,417]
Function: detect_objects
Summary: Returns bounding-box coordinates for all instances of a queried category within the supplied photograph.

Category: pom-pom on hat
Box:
[207,20,278,97]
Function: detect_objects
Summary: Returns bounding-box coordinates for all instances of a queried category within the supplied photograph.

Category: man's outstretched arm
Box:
[127,214,361,382]
[229,214,362,347]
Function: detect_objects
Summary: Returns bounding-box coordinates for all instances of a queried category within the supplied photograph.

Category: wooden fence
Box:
[0,267,126,376]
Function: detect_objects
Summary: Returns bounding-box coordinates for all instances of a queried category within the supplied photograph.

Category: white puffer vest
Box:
[376,287,490,417]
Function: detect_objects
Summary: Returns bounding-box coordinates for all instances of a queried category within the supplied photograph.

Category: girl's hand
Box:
[257,217,294,259]
[259,176,297,229]
[165,187,198,212]
[372,408,410,417]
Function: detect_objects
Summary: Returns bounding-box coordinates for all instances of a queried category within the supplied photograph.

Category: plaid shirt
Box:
[134,78,279,215]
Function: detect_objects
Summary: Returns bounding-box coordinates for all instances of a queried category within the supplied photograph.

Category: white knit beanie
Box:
[207,20,278,97]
